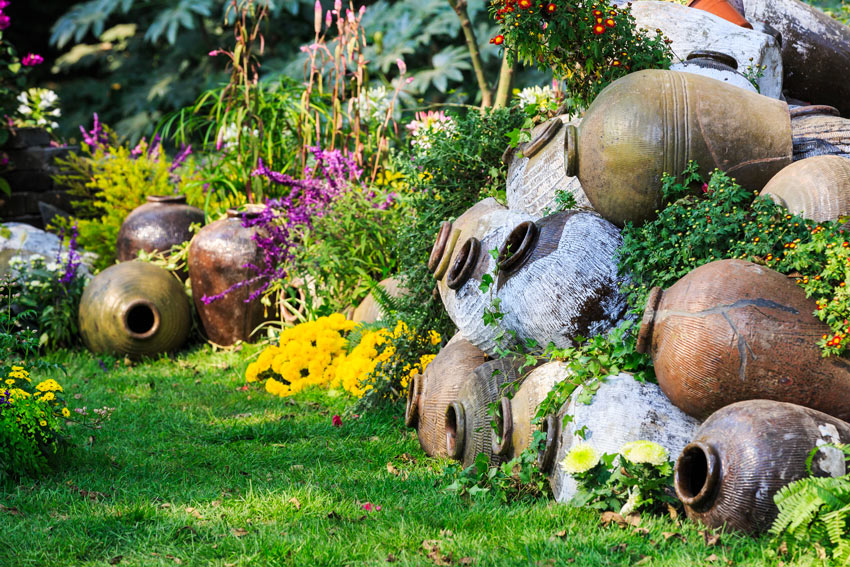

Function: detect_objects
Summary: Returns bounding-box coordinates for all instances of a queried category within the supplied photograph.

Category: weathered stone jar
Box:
[493,361,566,461]
[505,117,591,218]
[630,1,782,98]
[675,400,850,534]
[571,69,792,226]
[496,211,628,349]
[540,373,699,504]
[790,105,850,161]
[406,334,488,458]
[79,261,191,357]
[116,195,204,262]
[435,205,533,355]
[446,358,527,468]
[188,206,269,346]
[760,155,850,222]
[637,259,850,421]
[735,0,850,116]
[670,51,757,93]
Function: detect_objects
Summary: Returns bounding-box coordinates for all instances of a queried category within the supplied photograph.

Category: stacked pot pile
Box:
[414,0,850,536]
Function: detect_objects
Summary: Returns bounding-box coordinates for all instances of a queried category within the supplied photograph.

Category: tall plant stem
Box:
[494,51,514,108]
[447,0,492,108]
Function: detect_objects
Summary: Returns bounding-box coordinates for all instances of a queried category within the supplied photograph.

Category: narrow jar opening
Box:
[227,204,266,220]
[445,402,465,459]
[498,221,539,277]
[492,397,513,456]
[123,300,161,340]
[147,194,187,205]
[675,442,719,508]
[446,238,480,290]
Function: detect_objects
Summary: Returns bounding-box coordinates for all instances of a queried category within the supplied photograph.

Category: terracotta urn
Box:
[505,116,591,218]
[116,194,204,262]
[760,155,850,222]
[351,277,405,324]
[737,0,850,117]
[496,212,628,349]
[79,261,191,357]
[790,105,850,161]
[670,51,757,94]
[493,361,566,460]
[188,206,270,346]
[405,333,489,457]
[675,400,850,534]
[446,357,528,468]
[637,259,850,421]
[540,372,700,504]
[434,202,533,355]
[571,69,792,226]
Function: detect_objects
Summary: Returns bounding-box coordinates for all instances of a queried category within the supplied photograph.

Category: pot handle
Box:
[636,286,663,354]
[404,374,422,428]
[492,397,514,456]
[537,414,560,472]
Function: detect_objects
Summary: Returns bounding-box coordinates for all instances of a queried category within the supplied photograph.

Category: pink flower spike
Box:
[208,49,220,56]
[346,9,354,22]
[396,58,407,74]
[359,5,366,17]
[22,53,44,66]
[332,415,342,427]
[0,1,9,9]
[326,10,333,27]
[0,13,10,30]
[335,0,342,11]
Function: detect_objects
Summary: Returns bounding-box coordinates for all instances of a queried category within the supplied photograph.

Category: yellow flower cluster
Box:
[245,314,357,398]
[3,366,70,421]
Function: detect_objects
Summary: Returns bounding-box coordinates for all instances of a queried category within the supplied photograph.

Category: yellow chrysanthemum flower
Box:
[561,443,601,475]
[10,388,31,400]
[620,440,668,466]
[38,392,56,403]
[62,407,71,418]
[35,379,63,393]
[4,379,14,386]
[428,330,441,346]
[39,420,47,427]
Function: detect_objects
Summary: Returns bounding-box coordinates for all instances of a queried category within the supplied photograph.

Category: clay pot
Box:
[435,204,534,355]
[79,261,191,357]
[505,117,592,218]
[571,69,792,226]
[670,51,757,93]
[496,212,628,349]
[188,206,270,346]
[738,0,850,117]
[638,259,850,421]
[630,1,782,98]
[116,195,204,263]
[351,278,405,324]
[539,372,700,504]
[687,0,751,28]
[446,358,527,468]
[760,155,850,222]
[493,361,566,460]
[790,105,850,161]
[405,333,489,457]
[675,400,850,533]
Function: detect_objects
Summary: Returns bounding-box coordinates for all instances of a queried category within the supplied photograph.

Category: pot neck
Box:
[147,194,187,205]
[428,221,453,274]
[636,286,664,354]
[498,221,539,277]
[446,237,481,290]
[675,441,721,510]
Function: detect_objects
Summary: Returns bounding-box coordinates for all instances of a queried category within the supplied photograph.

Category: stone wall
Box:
[0,128,77,229]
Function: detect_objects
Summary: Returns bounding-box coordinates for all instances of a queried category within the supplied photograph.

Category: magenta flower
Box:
[361,502,381,512]
[332,415,343,427]
[0,13,9,30]
[208,49,220,56]
[22,53,43,66]
[0,1,10,9]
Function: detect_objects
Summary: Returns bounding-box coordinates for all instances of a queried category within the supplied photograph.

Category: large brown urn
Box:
[79,261,191,357]
[637,259,850,421]
[405,333,489,457]
[188,206,269,346]
[116,194,204,262]
[675,400,850,534]
[760,155,850,222]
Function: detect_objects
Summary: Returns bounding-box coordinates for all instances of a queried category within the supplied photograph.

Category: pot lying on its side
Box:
[760,155,850,222]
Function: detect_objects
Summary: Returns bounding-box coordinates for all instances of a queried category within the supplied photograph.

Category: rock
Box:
[0,222,93,278]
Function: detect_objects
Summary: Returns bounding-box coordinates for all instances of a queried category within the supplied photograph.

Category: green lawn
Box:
[0,347,805,566]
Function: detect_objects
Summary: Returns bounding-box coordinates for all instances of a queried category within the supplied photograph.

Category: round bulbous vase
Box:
[445,357,528,468]
[496,211,628,349]
[670,50,757,93]
[571,69,792,226]
[351,277,405,324]
[188,206,270,346]
[79,260,191,357]
[790,105,850,161]
[492,361,567,461]
[434,204,534,355]
[637,258,850,421]
[405,333,489,457]
[760,155,850,222]
[505,117,591,218]
[539,372,700,504]
[116,195,204,262]
[675,399,850,534]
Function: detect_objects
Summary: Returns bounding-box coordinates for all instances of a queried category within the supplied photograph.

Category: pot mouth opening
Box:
[686,50,738,70]
[537,414,559,471]
[789,105,840,119]
[498,221,539,277]
[404,374,421,428]
[447,237,481,290]
[428,221,453,274]
[636,286,663,354]
[147,194,187,204]
[675,442,719,508]
[445,402,465,459]
[492,397,513,456]
[227,204,266,220]
[123,299,161,340]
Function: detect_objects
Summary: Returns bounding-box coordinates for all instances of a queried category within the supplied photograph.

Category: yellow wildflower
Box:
[561,443,601,475]
[35,379,63,393]
[62,407,71,418]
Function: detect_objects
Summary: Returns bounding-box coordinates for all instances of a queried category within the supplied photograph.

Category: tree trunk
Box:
[447,0,493,108]
[494,51,514,108]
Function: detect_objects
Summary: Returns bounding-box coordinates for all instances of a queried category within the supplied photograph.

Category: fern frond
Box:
[345,321,387,354]
[369,279,404,321]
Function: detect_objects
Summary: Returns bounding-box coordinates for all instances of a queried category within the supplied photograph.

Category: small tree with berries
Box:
[489,0,673,113]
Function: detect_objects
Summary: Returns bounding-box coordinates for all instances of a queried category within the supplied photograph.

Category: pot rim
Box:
[686,50,738,70]
[146,194,187,204]
[227,204,266,220]
[789,105,841,119]
[122,298,161,340]
[564,124,578,178]
[675,441,721,509]
[447,237,481,290]
[492,396,514,456]
[445,401,466,460]
[428,221,453,274]
[498,221,539,277]
[524,119,563,160]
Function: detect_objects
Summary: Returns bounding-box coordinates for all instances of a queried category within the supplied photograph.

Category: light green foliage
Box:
[771,444,850,564]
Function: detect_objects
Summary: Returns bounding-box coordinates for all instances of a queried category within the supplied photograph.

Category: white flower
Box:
[516,85,558,110]
[17,104,31,115]
[356,85,393,124]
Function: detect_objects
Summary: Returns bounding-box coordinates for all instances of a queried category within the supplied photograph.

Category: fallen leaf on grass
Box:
[777,542,788,556]
[387,462,401,476]
[0,504,21,516]
[289,497,301,511]
[600,512,641,528]
[386,554,397,563]
[706,553,733,565]
[211,500,221,508]
[185,507,203,519]
[662,532,686,543]
[440,529,454,538]
[458,558,473,565]
[165,554,182,564]
[231,528,249,537]
[610,543,628,553]
[699,530,721,547]
[176,525,197,536]
[422,540,451,566]
[397,453,417,464]
[73,393,83,399]
[632,527,650,537]
[554,530,567,538]
[108,556,122,565]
